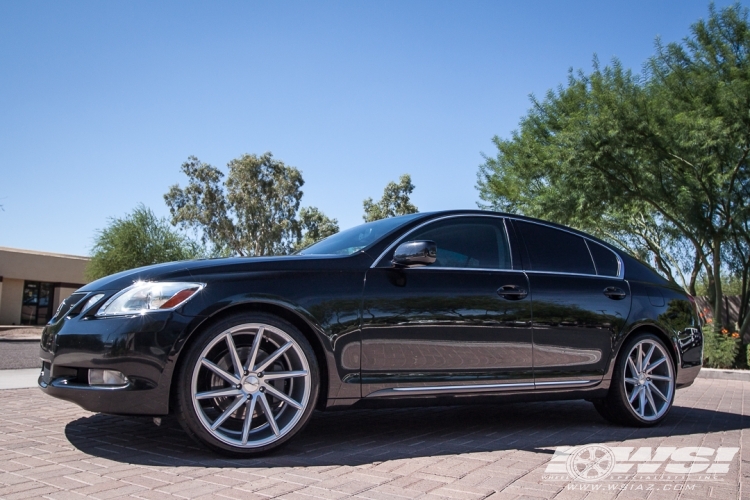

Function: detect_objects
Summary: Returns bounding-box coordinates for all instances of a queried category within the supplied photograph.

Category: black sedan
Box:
[39,210,703,456]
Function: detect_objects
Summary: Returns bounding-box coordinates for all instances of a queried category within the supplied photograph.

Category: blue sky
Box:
[0,1,744,256]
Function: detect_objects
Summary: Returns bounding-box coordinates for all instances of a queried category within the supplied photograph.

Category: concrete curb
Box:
[0,368,40,390]
[0,327,42,341]
[697,367,750,381]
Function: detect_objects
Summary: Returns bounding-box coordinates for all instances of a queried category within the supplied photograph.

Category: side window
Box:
[587,241,620,277]
[514,221,595,275]
[404,218,511,269]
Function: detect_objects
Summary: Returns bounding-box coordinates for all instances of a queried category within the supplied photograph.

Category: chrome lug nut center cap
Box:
[242,375,260,393]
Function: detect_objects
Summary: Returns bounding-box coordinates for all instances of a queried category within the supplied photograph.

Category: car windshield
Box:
[299,213,424,255]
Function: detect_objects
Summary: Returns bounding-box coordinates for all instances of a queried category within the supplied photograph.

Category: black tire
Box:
[592,333,675,427]
[175,312,319,456]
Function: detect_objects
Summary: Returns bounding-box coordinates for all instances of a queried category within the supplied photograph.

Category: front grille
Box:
[51,292,87,322]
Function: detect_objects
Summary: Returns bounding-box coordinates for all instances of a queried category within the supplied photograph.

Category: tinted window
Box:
[587,241,620,277]
[514,221,595,275]
[405,218,511,269]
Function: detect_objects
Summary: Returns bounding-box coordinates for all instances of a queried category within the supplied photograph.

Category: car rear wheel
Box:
[593,333,675,426]
[175,313,319,456]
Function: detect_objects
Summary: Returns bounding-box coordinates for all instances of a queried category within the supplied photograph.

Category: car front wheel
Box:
[175,313,319,456]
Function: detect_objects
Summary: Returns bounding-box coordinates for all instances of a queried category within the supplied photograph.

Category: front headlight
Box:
[96,282,204,317]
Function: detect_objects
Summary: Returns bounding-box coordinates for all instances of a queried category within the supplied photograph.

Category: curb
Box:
[0,369,40,390]
[697,367,750,382]
[0,327,43,341]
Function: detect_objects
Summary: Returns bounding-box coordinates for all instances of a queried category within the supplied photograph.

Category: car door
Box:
[359,215,533,397]
[510,219,632,387]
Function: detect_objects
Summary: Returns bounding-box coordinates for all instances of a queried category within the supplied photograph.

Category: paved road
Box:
[0,341,39,370]
[0,378,748,499]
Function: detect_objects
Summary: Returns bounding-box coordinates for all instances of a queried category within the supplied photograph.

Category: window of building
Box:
[21,281,54,325]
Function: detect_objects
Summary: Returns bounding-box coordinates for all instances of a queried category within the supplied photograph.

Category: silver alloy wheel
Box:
[190,323,311,448]
[623,339,674,421]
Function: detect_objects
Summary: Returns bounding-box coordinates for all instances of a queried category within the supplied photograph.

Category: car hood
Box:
[79,253,368,292]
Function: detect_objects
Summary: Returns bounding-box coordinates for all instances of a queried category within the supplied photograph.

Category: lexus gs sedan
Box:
[39,210,703,456]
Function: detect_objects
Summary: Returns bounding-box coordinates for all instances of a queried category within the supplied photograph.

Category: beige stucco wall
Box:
[0,278,25,325]
[0,247,88,284]
[0,247,90,325]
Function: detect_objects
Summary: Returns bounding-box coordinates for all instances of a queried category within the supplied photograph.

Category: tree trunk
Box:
[713,239,725,329]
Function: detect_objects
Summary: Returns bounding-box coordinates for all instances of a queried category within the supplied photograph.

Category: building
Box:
[0,247,89,326]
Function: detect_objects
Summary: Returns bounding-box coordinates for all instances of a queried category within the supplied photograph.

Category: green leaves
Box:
[363,174,418,222]
[165,153,337,257]
[477,3,750,336]
[294,207,340,253]
[86,205,203,281]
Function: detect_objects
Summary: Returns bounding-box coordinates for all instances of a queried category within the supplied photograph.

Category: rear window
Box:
[514,221,595,275]
[587,241,620,277]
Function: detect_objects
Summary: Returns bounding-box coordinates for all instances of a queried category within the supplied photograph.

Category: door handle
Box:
[497,285,528,300]
[603,286,627,300]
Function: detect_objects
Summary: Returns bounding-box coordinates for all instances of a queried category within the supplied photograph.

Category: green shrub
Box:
[703,323,740,369]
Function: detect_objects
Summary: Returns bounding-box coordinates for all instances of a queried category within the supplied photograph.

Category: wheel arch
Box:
[169,301,331,413]
[610,323,681,379]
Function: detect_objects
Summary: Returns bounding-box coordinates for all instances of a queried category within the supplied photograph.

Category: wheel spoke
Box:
[244,327,264,373]
[263,383,303,410]
[649,374,672,382]
[196,387,242,400]
[262,370,308,381]
[637,344,644,371]
[638,386,647,416]
[627,357,639,377]
[629,385,642,404]
[241,395,257,445]
[210,394,247,430]
[642,344,655,371]
[254,341,293,373]
[258,392,280,435]
[645,357,666,373]
[593,463,608,474]
[201,358,240,385]
[648,381,668,402]
[624,377,638,385]
[645,385,658,415]
[225,332,244,379]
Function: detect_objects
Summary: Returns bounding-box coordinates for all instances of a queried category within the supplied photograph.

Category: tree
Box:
[294,207,339,252]
[165,152,336,257]
[477,4,750,336]
[363,174,418,222]
[86,205,203,281]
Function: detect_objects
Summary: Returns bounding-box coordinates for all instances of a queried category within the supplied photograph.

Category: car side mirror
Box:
[392,241,437,267]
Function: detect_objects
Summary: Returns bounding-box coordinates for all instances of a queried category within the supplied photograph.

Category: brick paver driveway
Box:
[0,378,748,500]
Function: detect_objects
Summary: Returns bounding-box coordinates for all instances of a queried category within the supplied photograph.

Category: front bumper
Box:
[38,308,200,416]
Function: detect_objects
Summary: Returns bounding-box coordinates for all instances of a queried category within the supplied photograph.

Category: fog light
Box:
[88,369,129,386]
